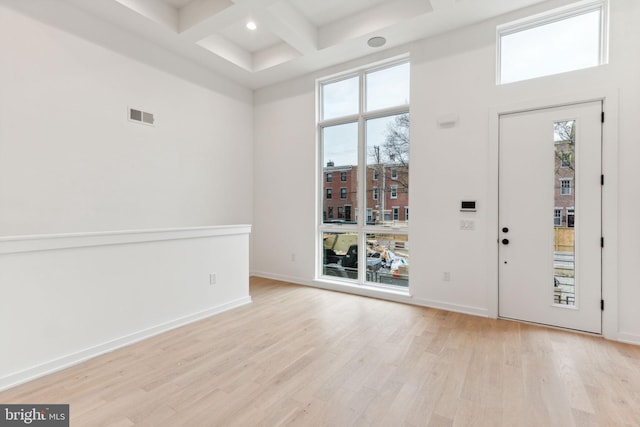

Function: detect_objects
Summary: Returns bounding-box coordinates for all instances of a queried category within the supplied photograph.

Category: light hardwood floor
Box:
[2,277,640,426]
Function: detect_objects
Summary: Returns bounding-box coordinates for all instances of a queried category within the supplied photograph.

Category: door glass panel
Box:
[365,233,409,287]
[554,120,575,306]
[323,232,359,280]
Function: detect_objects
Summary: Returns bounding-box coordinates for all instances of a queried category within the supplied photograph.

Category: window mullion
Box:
[358,70,366,282]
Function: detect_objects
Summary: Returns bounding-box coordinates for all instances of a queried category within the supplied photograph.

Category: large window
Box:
[319,60,410,288]
[498,1,607,84]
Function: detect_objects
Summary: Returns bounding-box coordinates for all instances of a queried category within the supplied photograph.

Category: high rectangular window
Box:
[318,59,410,288]
[326,173,332,182]
[498,1,607,84]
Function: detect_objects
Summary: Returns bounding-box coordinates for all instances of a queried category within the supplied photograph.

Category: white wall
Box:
[252,0,640,344]
[0,5,255,390]
[0,4,253,236]
[0,226,251,391]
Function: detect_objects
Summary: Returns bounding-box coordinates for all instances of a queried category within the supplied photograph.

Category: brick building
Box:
[554,138,575,227]
[323,161,409,224]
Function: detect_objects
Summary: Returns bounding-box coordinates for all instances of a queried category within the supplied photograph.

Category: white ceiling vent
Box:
[128,107,155,126]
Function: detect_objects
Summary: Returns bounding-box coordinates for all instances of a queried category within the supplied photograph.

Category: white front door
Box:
[499,101,602,333]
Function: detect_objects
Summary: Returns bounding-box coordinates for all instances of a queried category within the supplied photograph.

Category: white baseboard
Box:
[250,271,312,286]
[0,296,251,392]
[410,297,489,318]
[616,332,640,346]
[251,272,488,318]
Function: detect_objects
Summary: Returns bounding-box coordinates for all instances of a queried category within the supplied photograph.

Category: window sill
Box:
[312,278,412,303]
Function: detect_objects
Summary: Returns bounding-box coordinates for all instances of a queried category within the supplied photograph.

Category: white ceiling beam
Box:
[197,34,253,71]
[253,42,301,72]
[318,0,432,49]
[178,0,235,37]
[428,0,458,12]
[113,0,178,31]
[258,1,318,54]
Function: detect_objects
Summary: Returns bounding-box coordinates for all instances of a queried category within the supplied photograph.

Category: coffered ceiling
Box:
[9,0,553,89]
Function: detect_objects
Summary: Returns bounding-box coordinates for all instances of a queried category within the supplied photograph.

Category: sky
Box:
[500,9,601,84]
[321,62,409,167]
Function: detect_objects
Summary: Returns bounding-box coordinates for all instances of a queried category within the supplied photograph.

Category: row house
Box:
[323,161,409,224]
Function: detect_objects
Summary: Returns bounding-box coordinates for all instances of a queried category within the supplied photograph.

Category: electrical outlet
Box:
[209,273,217,285]
[443,272,451,282]
[291,253,296,262]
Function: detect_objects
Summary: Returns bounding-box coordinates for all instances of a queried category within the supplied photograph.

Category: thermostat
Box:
[461,200,477,212]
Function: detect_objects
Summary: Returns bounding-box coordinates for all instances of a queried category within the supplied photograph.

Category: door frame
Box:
[488,89,619,339]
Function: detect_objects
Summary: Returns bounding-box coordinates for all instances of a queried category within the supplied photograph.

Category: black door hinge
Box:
[601,111,605,123]
[601,174,604,185]
[601,299,605,311]
[601,237,604,248]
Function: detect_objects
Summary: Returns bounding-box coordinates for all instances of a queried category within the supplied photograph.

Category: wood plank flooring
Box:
[2,277,640,426]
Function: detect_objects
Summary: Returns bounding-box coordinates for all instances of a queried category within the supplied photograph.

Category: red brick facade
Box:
[323,162,409,224]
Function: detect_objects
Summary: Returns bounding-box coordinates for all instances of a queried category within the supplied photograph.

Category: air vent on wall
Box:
[128,107,155,126]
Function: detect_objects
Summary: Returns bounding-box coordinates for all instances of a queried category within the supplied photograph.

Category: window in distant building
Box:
[554,208,563,226]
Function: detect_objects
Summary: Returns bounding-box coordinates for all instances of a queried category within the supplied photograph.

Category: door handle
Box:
[502,239,510,245]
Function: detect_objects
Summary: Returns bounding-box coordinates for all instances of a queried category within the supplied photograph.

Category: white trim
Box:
[617,333,640,347]
[497,0,607,35]
[0,296,251,392]
[0,225,251,255]
[411,297,489,318]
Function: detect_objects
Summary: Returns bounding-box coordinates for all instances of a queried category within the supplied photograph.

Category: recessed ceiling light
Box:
[246,21,257,31]
[367,36,386,48]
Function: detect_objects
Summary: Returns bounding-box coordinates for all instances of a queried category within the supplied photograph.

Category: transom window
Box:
[319,59,410,288]
[498,1,607,84]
